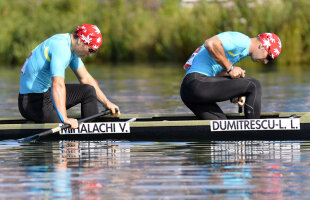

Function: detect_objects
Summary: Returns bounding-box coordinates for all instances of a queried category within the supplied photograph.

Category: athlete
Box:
[180,32,281,120]
[18,24,119,128]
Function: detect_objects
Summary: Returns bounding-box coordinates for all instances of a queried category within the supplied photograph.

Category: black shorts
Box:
[18,84,98,123]
[180,72,262,120]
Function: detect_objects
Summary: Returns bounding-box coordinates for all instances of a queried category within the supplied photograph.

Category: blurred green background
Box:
[0,0,309,66]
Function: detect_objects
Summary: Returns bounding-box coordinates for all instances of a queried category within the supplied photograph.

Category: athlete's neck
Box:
[249,38,261,56]
[70,34,76,52]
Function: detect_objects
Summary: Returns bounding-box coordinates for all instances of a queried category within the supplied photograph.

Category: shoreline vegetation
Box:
[0,0,309,66]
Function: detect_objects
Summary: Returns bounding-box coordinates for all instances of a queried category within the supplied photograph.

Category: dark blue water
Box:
[0,64,310,199]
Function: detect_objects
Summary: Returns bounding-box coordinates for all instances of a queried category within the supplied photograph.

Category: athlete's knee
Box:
[248,78,262,93]
[82,84,97,98]
[252,78,261,88]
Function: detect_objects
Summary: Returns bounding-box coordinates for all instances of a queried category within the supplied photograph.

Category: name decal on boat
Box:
[210,118,300,131]
[59,122,130,135]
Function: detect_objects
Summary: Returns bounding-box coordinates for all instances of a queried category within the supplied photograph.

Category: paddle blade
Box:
[18,128,58,142]
[18,134,40,143]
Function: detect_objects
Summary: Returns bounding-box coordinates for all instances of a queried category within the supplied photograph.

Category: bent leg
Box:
[18,84,99,123]
[65,84,99,118]
[18,91,61,123]
[242,78,261,119]
[183,101,227,120]
[180,73,262,119]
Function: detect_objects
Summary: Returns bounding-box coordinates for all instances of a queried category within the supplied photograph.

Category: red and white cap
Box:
[76,24,102,51]
[259,33,282,59]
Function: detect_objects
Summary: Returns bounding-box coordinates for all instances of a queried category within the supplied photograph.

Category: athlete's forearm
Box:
[80,75,111,107]
[52,77,68,122]
[94,85,111,108]
[74,66,119,114]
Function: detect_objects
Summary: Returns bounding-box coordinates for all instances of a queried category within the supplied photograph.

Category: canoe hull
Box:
[2,123,310,141]
[1,112,310,141]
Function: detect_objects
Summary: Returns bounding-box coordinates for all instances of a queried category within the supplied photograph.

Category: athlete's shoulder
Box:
[47,33,71,54]
[216,31,249,40]
[48,33,69,44]
[216,31,250,48]
[50,33,70,40]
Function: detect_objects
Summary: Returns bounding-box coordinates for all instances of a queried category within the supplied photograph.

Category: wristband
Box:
[226,65,234,74]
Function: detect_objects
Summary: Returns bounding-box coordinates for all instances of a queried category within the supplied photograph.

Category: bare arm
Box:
[52,76,78,128]
[73,66,120,115]
[204,36,245,78]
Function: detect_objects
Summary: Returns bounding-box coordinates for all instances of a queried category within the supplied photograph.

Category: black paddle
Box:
[238,96,245,114]
[19,109,112,142]
[238,106,243,114]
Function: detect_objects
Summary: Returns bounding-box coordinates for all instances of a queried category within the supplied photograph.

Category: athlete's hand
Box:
[229,66,245,79]
[105,101,120,116]
[64,118,79,129]
[238,96,246,107]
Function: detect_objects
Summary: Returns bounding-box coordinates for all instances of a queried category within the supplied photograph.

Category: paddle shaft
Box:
[19,109,112,142]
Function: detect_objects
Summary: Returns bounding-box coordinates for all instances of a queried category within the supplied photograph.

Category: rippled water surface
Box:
[1,140,310,199]
[2,63,310,116]
[0,63,310,199]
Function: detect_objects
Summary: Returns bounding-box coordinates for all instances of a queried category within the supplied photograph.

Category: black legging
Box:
[180,72,262,120]
[18,84,98,123]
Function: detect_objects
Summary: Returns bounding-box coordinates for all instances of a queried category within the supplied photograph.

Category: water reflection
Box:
[1,141,310,199]
[211,141,301,163]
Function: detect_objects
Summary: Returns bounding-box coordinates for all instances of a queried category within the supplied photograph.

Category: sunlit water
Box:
[1,140,310,199]
[0,63,310,199]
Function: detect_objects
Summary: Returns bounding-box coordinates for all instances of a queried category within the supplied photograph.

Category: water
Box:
[1,140,310,199]
[4,63,310,117]
[0,63,310,199]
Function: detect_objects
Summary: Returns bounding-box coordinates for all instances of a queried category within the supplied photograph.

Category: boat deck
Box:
[0,112,310,141]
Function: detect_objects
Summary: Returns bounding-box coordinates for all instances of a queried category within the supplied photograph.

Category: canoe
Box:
[1,112,310,141]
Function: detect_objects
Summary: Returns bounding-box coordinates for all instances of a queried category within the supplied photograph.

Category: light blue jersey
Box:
[20,33,84,94]
[184,32,251,76]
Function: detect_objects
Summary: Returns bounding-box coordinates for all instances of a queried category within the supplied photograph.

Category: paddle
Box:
[238,70,246,114]
[238,106,242,114]
[19,109,112,142]
[238,96,245,114]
